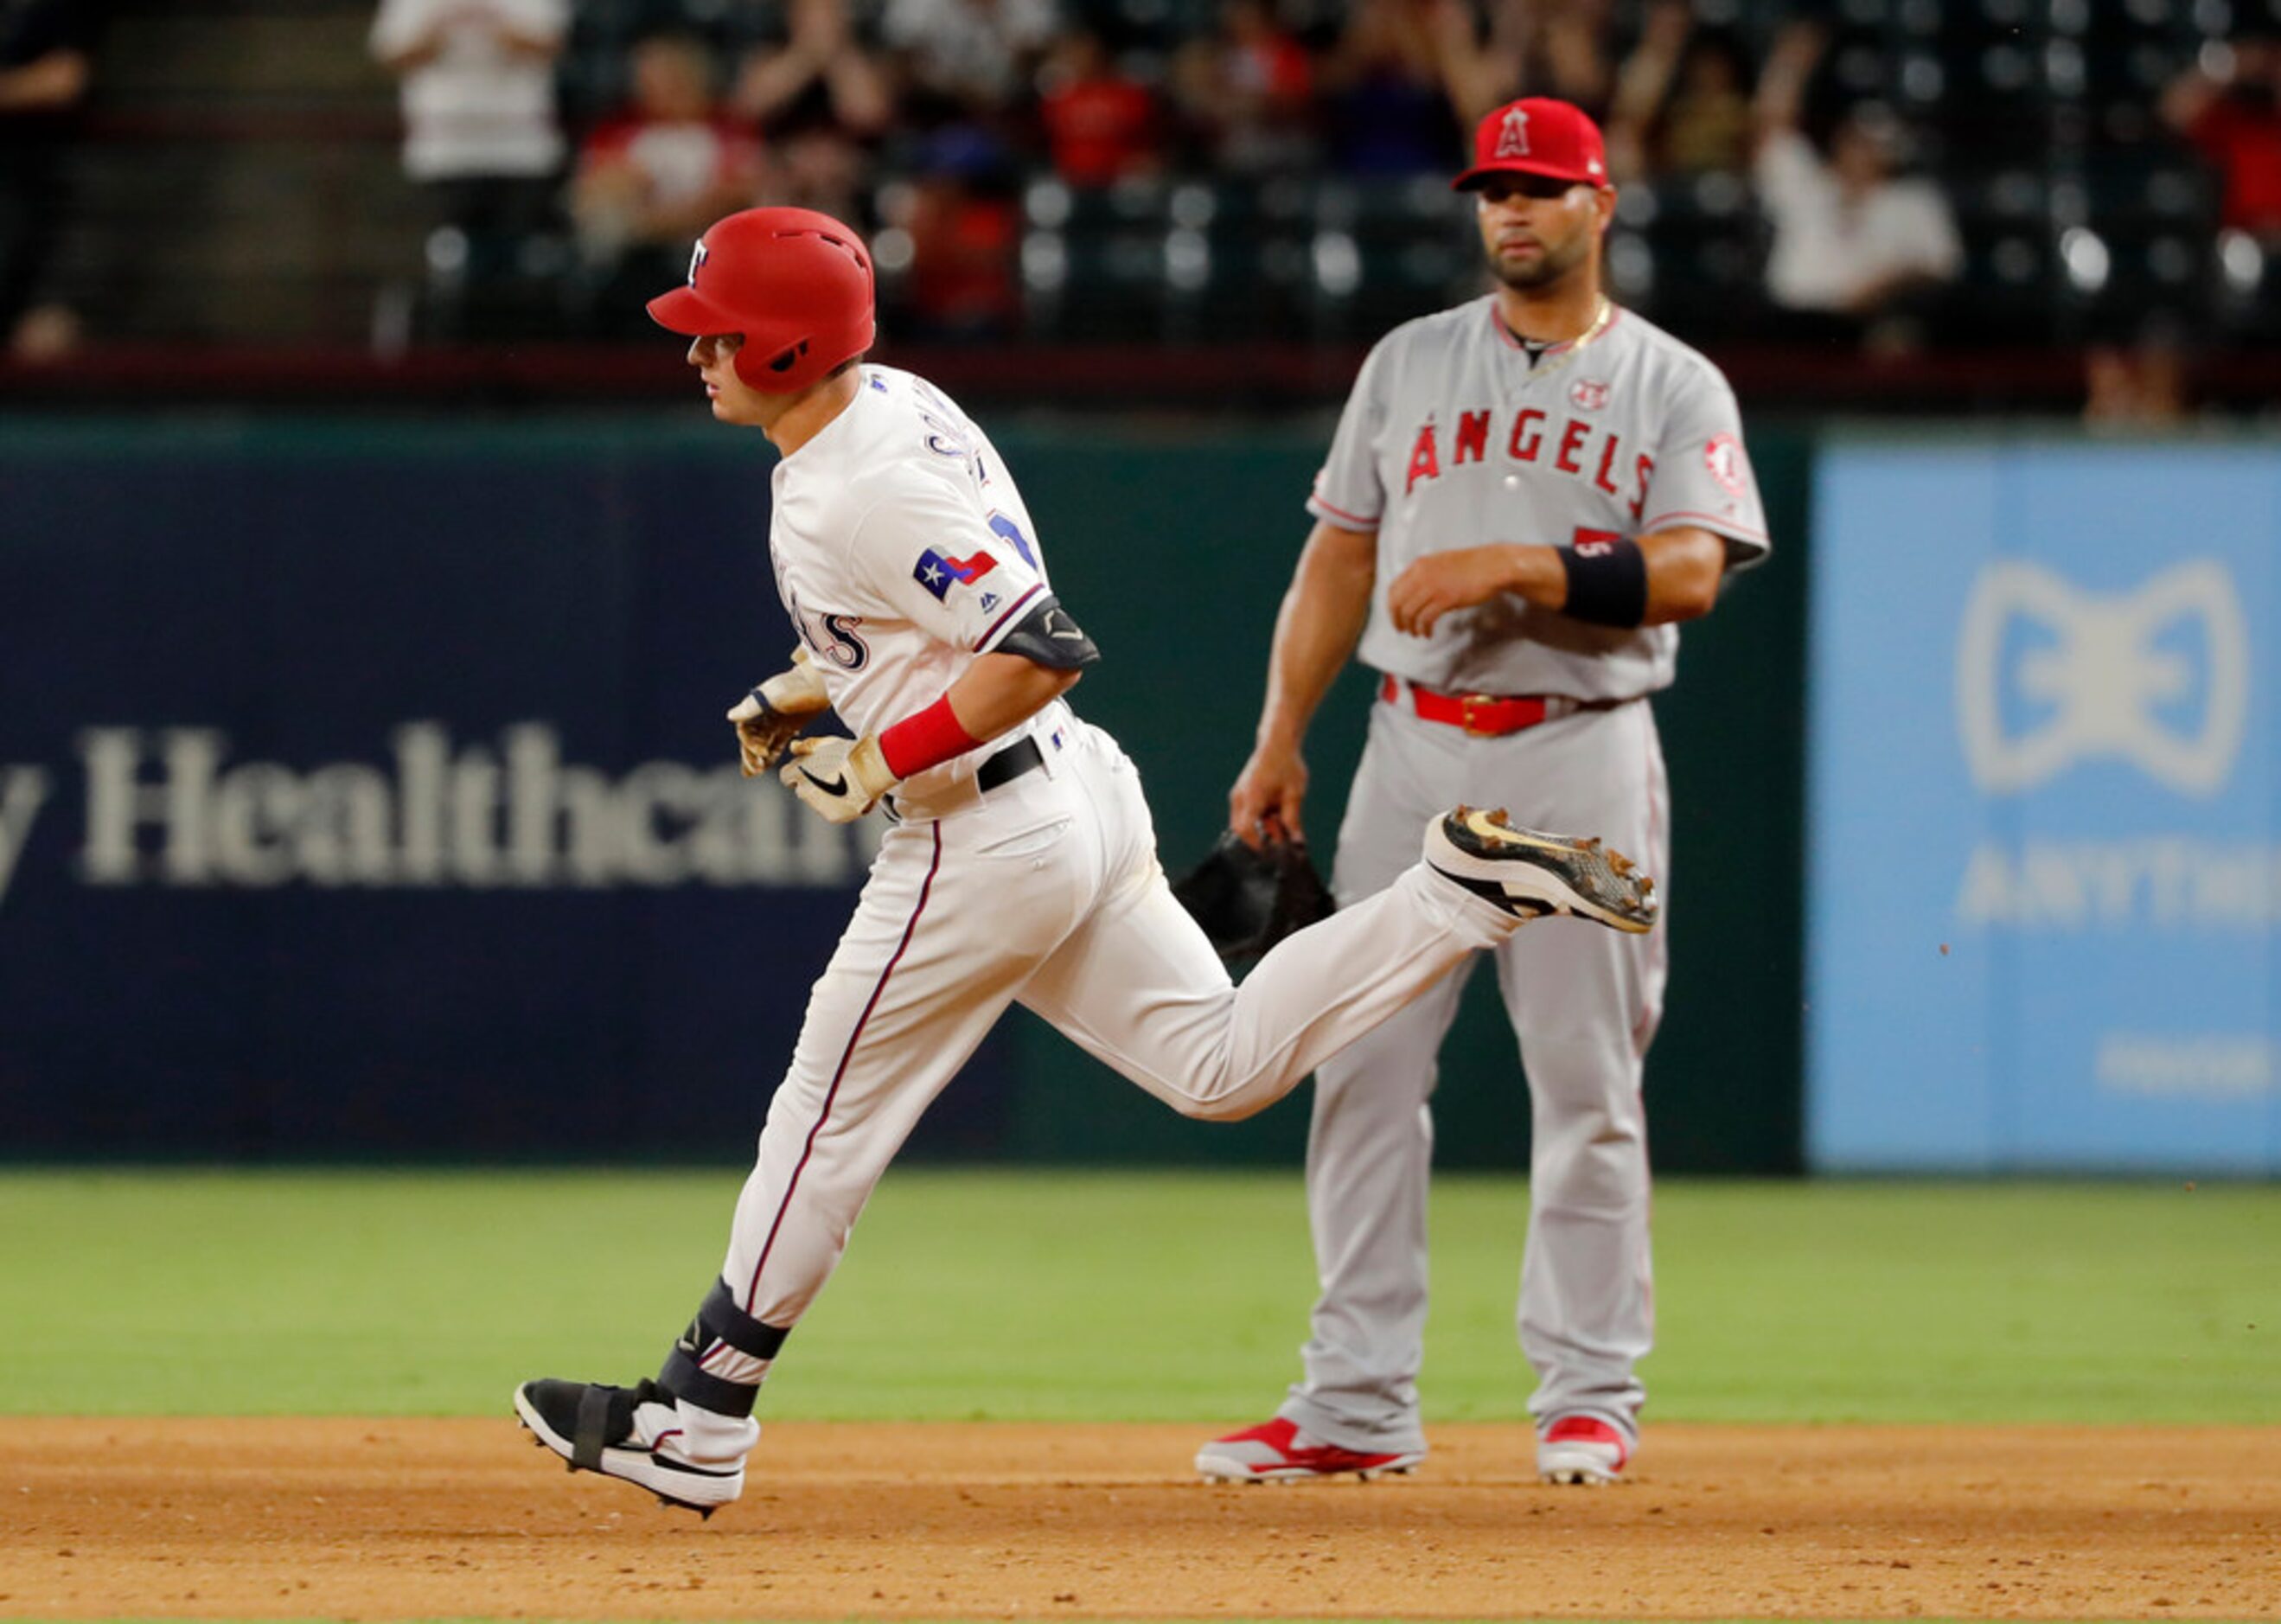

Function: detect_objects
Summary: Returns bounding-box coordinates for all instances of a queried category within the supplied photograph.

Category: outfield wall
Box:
[1807,439,2281,1174]
[3,416,1807,1169]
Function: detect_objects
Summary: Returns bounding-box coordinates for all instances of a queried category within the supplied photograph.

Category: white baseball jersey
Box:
[766,365,1066,804]
[1308,297,1770,700]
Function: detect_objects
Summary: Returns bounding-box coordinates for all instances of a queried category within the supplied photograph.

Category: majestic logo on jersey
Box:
[687,240,709,285]
[1495,106,1530,157]
[913,547,998,601]
[1403,406,1654,521]
[1703,433,1749,498]
[1956,559,2248,796]
[1570,378,1610,412]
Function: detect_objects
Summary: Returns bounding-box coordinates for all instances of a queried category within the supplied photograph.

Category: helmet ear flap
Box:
[731,335,811,388]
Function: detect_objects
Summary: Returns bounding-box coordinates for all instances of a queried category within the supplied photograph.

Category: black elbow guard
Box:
[992,593,1101,670]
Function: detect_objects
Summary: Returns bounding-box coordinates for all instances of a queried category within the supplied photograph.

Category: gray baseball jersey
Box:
[1307,296,1771,700]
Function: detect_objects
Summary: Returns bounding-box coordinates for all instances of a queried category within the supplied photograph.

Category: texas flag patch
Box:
[913,547,998,600]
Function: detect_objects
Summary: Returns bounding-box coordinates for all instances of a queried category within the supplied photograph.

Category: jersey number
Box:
[987,511,1039,572]
[797,611,871,670]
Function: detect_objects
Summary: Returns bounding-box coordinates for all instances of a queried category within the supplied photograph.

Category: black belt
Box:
[975,736,1045,791]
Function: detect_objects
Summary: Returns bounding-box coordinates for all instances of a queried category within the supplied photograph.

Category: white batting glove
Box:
[726,649,832,777]
[781,733,899,823]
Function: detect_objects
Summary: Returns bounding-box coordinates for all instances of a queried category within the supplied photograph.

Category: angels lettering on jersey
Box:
[1401,402,1658,521]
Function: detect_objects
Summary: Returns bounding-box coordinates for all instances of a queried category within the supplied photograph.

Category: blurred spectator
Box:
[1319,0,1461,175]
[2084,332,2192,431]
[369,0,569,334]
[761,123,874,225]
[1,0,106,359]
[888,128,1020,336]
[1754,22,1960,349]
[2161,33,2281,240]
[730,0,891,224]
[1605,2,1750,183]
[880,0,1056,129]
[732,0,892,139]
[572,31,764,323]
[1037,31,1160,187]
[1167,0,1316,175]
[1429,0,1614,131]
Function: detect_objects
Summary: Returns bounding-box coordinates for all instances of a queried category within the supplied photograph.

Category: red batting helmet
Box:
[646,208,876,394]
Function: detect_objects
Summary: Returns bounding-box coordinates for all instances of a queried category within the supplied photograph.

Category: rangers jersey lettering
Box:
[1311,297,1770,700]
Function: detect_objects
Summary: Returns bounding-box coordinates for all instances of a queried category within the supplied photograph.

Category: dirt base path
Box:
[3,1420,2278,1620]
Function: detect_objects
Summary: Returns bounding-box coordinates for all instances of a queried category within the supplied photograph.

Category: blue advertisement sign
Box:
[1808,441,2281,1173]
[0,421,1014,1160]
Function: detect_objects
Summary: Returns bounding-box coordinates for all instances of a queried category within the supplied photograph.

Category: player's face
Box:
[1473,175,1612,291]
[686,332,773,426]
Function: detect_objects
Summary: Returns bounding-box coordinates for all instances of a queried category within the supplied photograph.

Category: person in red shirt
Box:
[1171,0,1316,174]
[2163,33,2281,238]
[1038,31,1160,188]
[573,33,765,289]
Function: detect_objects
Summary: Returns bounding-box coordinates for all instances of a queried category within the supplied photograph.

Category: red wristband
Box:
[878,694,981,779]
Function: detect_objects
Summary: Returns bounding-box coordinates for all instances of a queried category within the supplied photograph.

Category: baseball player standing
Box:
[512,206,1660,1514]
[1196,99,1768,1487]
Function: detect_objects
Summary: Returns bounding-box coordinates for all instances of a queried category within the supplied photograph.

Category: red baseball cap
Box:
[1452,97,1609,192]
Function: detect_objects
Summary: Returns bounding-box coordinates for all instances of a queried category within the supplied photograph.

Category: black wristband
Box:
[1557,538,1649,628]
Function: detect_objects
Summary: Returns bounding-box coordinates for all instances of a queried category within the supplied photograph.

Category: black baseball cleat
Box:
[1423,807,1658,933]
[513,1378,743,1518]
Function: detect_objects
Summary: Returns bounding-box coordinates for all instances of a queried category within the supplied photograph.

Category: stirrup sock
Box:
[655,1278,789,1419]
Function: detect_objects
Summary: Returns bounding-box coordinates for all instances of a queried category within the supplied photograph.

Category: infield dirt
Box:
[2,1420,2276,1620]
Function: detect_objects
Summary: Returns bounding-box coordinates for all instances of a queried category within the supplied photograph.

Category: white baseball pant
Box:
[674,718,1517,1461]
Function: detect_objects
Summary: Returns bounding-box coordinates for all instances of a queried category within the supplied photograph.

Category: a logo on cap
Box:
[1495,106,1531,158]
[687,240,709,286]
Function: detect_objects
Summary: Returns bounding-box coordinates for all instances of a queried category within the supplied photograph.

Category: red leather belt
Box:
[1380,673,1575,737]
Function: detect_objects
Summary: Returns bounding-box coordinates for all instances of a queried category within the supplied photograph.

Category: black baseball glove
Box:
[1170,832,1338,963]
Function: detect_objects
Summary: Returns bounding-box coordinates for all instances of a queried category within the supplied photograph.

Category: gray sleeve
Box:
[1637,364,1771,567]
[1305,336,1395,532]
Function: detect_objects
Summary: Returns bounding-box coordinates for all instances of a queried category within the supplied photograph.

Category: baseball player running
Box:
[1195,99,1768,1488]
[511,207,1659,1514]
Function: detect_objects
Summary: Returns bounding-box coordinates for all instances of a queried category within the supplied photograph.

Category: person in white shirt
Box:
[509,207,1661,1516]
[369,0,569,328]
[1752,22,1960,345]
[881,0,1056,119]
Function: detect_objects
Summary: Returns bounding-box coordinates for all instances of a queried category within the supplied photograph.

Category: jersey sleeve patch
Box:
[912,547,999,601]
[1703,433,1750,498]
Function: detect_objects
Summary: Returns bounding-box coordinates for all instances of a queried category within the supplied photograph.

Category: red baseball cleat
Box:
[1537,1415,1632,1485]
[1195,1417,1424,1483]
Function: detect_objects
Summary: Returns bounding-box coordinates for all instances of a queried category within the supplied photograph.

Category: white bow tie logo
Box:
[1956,559,2250,796]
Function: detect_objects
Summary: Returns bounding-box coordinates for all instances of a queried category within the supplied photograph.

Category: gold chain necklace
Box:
[1502,296,1613,387]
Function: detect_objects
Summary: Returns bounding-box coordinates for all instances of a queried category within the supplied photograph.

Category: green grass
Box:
[0,1169,2272,1423]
